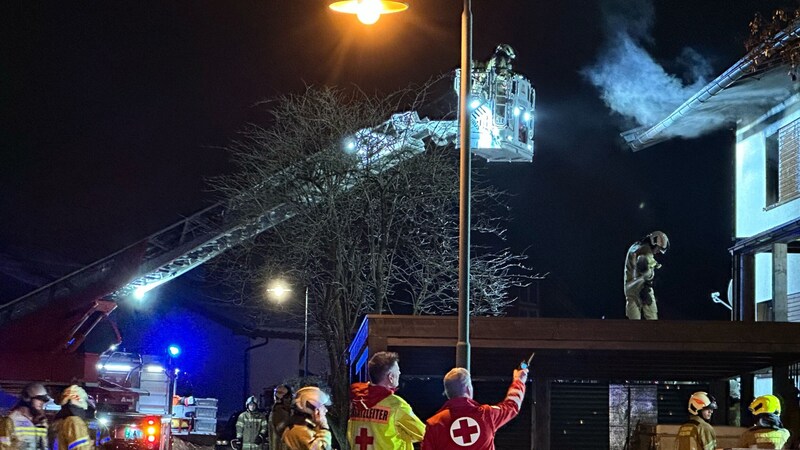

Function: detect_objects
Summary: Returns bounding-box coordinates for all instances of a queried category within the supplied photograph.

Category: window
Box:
[766,119,800,208]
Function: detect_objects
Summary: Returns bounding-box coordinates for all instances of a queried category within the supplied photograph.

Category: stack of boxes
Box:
[172,398,218,435]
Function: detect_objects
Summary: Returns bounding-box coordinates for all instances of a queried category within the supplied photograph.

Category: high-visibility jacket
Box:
[674,416,716,450]
[346,383,425,450]
[739,426,791,449]
[235,410,267,450]
[0,411,47,450]
[421,379,525,450]
[49,416,92,450]
[0,416,13,450]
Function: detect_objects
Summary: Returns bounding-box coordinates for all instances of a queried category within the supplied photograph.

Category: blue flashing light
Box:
[513,106,521,117]
[469,99,481,110]
[168,345,181,357]
[523,111,532,122]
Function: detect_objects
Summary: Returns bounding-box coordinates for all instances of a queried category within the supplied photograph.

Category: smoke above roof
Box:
[582,0,713,128]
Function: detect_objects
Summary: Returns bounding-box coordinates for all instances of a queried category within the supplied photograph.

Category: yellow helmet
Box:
[688,391,717,415]
[60,385,89,410]
[749,395,781,415]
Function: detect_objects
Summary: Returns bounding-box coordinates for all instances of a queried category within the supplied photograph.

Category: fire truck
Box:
[0,347,218,450]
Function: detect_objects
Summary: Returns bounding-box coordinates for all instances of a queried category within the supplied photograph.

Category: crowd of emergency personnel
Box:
[1,384,95,450]
[1,354,796,450]
[229,351,527,450]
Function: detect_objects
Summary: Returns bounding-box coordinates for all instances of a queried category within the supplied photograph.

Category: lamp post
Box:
[303,286,309,376]
[329,0,472,370]
[266,282,310,376]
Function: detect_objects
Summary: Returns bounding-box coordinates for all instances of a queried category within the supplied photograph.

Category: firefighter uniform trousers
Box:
[421,379,525,450]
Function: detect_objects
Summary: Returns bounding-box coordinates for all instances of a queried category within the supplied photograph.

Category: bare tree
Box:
[209,84,530,447]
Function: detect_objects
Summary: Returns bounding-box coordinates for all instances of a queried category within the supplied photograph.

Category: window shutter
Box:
[778,119,800,201]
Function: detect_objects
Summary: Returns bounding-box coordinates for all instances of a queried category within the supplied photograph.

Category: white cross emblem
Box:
[449,417,481,446]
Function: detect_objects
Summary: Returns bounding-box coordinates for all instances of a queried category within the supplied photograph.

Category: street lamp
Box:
[328,0,409,25]
[329,0,473,370]
[266,281,310,376]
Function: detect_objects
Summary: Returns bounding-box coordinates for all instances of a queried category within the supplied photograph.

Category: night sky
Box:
[1,1,789,321]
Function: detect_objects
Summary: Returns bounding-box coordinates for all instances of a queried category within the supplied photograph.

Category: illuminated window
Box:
[766,119,800,208]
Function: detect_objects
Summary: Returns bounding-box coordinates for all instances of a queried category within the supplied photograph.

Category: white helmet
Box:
[60,385,89,410]
[293,387,331,415]
[495,44,516,60]
[245,395,258,408]
[647,231,669,254]
[22,383,51,402]
[688,391,717,415]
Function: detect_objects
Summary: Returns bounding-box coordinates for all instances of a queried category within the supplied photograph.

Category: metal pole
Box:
[304,286,309,376]
[456,0,472,371]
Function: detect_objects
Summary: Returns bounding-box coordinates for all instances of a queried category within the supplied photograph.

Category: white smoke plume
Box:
[583,0,713,127]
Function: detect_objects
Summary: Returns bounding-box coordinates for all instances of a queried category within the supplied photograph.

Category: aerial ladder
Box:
[0,47,535,354]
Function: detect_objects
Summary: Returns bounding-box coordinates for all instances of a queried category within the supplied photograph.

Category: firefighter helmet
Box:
[688,391,717,415]
[60,385,89,410]
[21,383,51,402]
[274,384,292,402]
[647,231,669,254]
[293,387,331,415]
[245,395,258,408]
[749,394,781,415]
[495,44,516,60]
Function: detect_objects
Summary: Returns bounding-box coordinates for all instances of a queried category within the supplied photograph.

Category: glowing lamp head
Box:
[133,285,148,300]
[329,0,409,25]
[168,345,181,357]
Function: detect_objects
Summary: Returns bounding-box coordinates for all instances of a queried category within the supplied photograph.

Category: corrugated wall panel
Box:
[658,384,709,424]
[787,292,800,322]
[551,382,610,450]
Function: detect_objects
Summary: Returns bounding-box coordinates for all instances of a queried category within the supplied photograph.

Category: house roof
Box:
[622,22,800,151]
[356,315,800,381]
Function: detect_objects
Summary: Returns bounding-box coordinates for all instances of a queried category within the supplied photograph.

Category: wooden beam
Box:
[533,377,551,450]
[735,253,756,321]
[773,243,788,322]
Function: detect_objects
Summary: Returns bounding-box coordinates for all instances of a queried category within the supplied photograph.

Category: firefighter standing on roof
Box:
[624,231,669,320]
[48,385,93,450]
[347,352,426,450]
[0,384,49,450]
[233,396,267,450]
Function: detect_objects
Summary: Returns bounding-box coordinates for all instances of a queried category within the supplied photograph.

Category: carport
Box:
[349,315,800,449]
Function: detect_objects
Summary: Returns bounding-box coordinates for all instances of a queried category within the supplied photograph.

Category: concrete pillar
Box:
[773,243,788,322]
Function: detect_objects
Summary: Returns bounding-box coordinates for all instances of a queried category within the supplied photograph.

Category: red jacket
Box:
[421,379,525,450]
